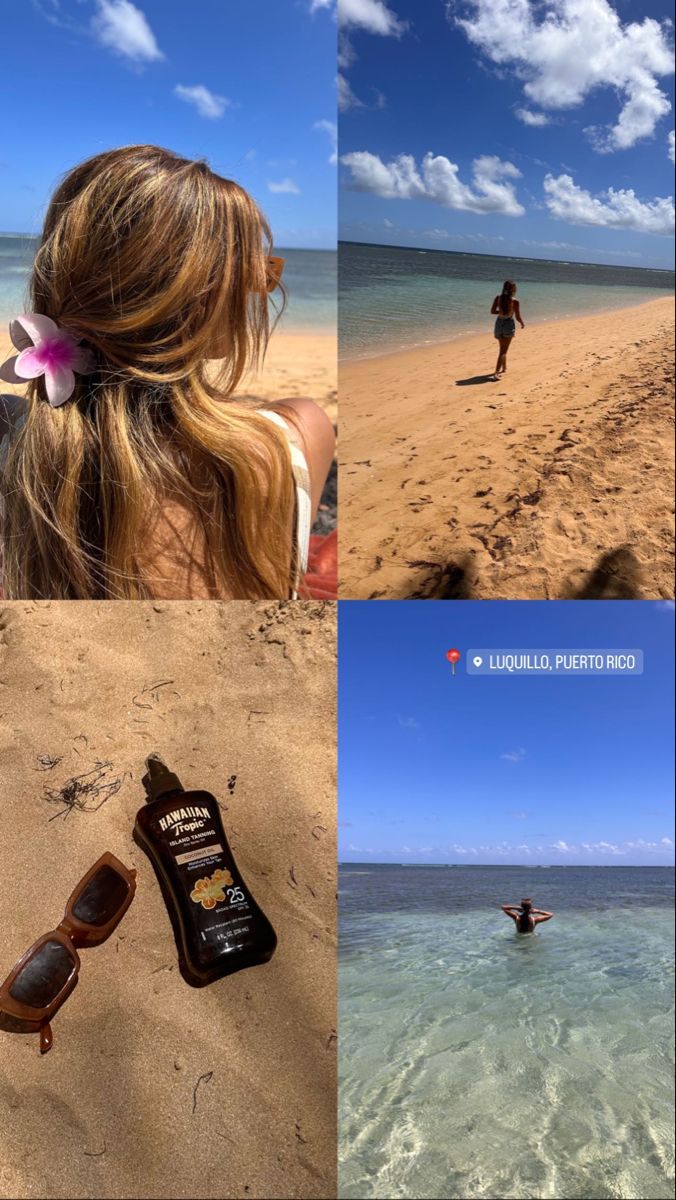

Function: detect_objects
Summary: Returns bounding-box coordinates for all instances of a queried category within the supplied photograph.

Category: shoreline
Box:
[339,296,674,600]
[339,290,673,365]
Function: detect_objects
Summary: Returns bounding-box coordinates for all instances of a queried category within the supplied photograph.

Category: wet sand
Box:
[0,600,336,1199]
[339,297,674,599]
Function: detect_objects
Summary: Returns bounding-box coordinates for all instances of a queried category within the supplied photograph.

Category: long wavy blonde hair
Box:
[0,144,299,599]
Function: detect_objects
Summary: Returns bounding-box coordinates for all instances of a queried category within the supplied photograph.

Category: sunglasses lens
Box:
[9,940,75,1010]
[71,864,130,927]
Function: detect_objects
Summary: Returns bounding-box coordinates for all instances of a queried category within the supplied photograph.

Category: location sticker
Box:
[446,648,461,676]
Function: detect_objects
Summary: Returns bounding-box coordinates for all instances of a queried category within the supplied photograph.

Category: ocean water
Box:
[339,241,674,359]
[0,236,335,332]
[339,865,675,1200]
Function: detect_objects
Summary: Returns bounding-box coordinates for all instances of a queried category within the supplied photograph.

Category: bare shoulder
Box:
[273,397,335,457]
[268,397,335,520]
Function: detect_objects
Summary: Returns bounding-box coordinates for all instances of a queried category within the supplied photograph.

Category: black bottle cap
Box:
[142,754,184,801]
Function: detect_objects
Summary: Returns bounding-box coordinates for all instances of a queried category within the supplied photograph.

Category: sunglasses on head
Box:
[0,852,136,1055]
[266,255,286,293]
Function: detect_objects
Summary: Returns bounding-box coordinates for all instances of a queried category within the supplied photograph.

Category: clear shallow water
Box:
[339,242,674,359]
[340,866,675,1200]
[0,237,336,332]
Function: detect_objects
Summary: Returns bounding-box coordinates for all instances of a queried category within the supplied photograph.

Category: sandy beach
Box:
[340,297,674,599]
[0,327,337,534]
[0,600,336,1199]
[242,331,337,534]
[243,331,337,427]
[0,329,337,422]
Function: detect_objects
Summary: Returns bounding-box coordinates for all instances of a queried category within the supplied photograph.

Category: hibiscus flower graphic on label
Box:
[190,867,234,909]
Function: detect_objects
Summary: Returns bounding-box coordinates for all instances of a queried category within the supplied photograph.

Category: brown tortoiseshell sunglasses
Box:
[0,852,136,1055]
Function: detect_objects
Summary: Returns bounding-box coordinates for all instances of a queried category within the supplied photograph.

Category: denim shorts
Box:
[494,316,516,339]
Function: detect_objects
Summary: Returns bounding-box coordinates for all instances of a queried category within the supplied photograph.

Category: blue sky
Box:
[339,601,675,866]
[0,0,336,248]
[338,0,675,268]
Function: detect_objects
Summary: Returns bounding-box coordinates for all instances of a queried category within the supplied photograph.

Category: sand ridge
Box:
[0,600,336,1200]
[339,297,674,599]
[241,331,337,427]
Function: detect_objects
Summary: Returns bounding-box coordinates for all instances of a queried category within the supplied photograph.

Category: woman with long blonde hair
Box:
[0,145,334,599]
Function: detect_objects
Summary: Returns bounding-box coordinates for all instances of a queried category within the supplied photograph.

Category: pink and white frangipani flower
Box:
[0,313,96,407]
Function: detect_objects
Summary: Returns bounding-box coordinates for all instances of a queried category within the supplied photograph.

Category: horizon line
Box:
[339,861,675,868]
[0,231,337,253]
[338,238,675,275]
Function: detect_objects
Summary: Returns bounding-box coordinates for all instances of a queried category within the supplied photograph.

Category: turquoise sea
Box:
[0,236,336,332]
[339,241,674,359]
[339,865,675,1200]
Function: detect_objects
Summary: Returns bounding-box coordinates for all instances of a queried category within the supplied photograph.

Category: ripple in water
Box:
[339,867,675,1199]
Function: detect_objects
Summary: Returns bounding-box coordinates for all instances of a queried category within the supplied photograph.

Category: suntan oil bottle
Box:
[133,755,277,987]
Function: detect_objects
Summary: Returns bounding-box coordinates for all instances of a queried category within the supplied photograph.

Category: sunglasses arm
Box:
[40,1023,53,1055]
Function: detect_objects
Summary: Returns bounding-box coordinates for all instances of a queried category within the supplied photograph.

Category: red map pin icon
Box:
[446,648,461,676]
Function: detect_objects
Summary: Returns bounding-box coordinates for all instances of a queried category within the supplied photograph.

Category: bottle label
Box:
[152,801,257,956]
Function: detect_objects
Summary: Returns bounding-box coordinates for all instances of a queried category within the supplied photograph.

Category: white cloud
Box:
[454,0,674,152]
[501,747,526,763]
[552,839,571,852]
[544,173,675,235]
[33,0,68,27]
[338,0,405,36]
[341,150,525,216]
[669,131,676,165]
[456,232,504,242]
[661,837,674,847]
[338,0,405,108]
[515,108,550,127]
[398,715,420,729]
[338,73,364,111]
[91,0,163,62]
[314,119,337,164]
[383,217,395,228]
[174,85,229,120]
[267,178,301,195]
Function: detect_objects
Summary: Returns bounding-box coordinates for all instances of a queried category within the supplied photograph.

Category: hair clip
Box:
[0,313,96,407]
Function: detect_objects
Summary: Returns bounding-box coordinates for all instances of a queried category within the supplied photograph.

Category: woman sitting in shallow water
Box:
[501,897,554,933]
[490,279,525,381]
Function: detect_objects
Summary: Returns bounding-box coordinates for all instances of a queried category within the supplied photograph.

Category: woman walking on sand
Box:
[490,280,525,380]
